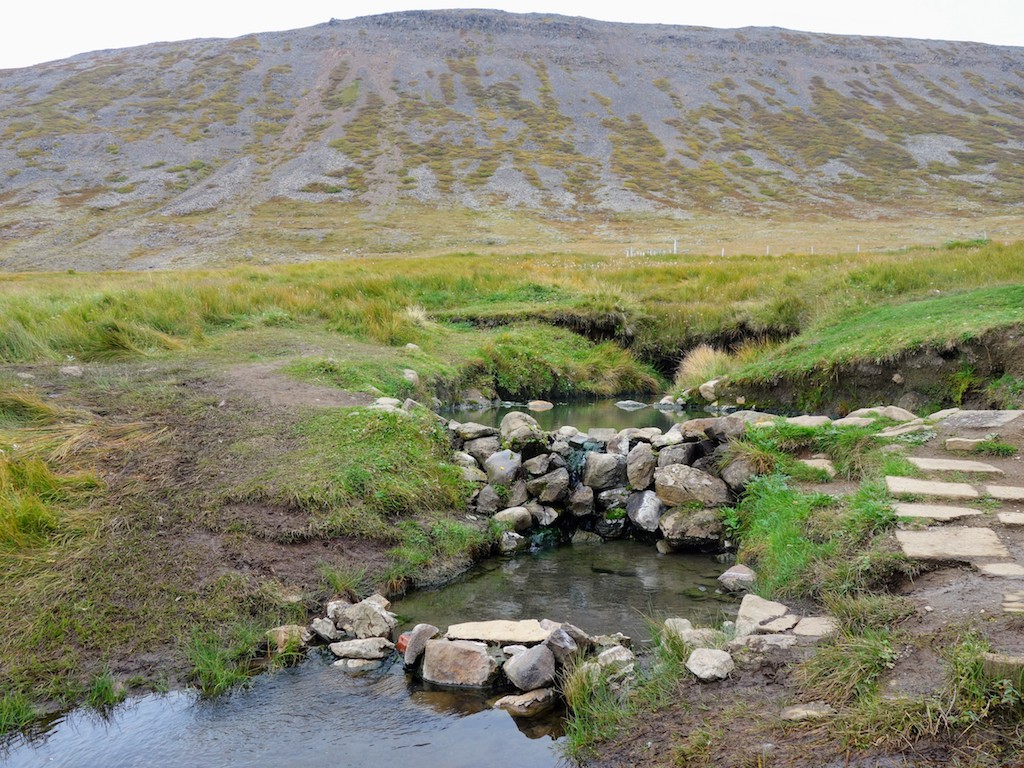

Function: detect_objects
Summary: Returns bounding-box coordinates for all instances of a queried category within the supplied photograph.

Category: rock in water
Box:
[493,688,558,717]
[329,637,395,659]
[504,643,557,691]
[403,623,440,667]
[421,639,500,687]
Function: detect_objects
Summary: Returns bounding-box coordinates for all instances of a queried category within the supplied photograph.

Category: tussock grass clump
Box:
[0,691,37,735]
[84,670,125,710]
[673,343,733,392]
[796,627,900,705]
[187,623,264,697]
[0,455,99,550]
[0,392,61,428]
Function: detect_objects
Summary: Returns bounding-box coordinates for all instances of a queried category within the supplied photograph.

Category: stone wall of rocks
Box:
[448,410,771,554]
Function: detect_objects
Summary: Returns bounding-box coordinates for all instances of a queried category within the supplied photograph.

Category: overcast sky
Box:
[3,1,1022,70]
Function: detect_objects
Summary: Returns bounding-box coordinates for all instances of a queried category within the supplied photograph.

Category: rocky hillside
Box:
[1,10,1023,269]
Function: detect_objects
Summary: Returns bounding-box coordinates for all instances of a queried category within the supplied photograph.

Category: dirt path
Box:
[217,360,374,409]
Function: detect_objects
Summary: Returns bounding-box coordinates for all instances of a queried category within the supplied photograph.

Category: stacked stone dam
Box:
[449,410,767,554]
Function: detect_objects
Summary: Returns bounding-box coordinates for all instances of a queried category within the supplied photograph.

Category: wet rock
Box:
[626,490,664,532]
[597,487,630,512]
[583,452,627,490]
[594,513,628,539]
[504,643,556,691]
[485,450,522,486]
[403,623,440,667]
[329,637,395,659]
[528,400,554,411]
[494,506,532,532]
[626,442,657,489]
[526,467,570,504]
[654,464,730,507]
[310,617,342,643]
[499,530,529,553]
[616,400,648,411]
[500,412,547,453]
[422,639,500,687]
[686,648,734,681]
[718,564,756,592]
[544,628,580,666]
[720,456,758,493]
[333,658,382,673]
[568,484,595,517]
[659,508,724,550]
[464,435,501,465]
[493,688,558,717]
[266,625,312,653]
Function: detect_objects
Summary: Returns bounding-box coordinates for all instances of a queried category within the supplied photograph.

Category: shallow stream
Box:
[4,542,737,768]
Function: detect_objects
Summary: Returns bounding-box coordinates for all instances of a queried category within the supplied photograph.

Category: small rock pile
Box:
[449,410,774,554]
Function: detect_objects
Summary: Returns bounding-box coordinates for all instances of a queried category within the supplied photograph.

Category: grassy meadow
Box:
[2,235,1024,733]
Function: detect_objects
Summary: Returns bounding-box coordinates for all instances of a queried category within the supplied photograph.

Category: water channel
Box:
[4,401,736,768]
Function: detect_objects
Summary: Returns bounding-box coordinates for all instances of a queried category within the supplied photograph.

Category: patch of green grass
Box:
[286,357,420,399]
[318,562,365,598]
[562,660,633,761]
[84,669,125,710]
[796,627,900,705]
[187,623,264,697]
[0,392,61,427]
[0,691,37,735]
[972,438,1018,457]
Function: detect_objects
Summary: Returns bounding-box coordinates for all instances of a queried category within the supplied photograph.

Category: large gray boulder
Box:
[422,639,500,687]
[626,490,664,532]
[338,599,397,639]
[464,435,501,465]
[569,484,595,517]
[485,450,522,486]
[500,412,547,453]
[686,648,734,681]
[526,467,571,504]
[583,452,627,490]
[720,456,759,493]
[494,506,533,532]
[626,442,657,489]
[654,464,730,507]
[503,643,557,691]
[457,422,499,441]
[657,442,702,468]
[659,508,724,550]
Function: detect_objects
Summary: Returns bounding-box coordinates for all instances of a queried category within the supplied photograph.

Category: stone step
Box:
[895,527,1009,561]
[894,502,984,521]
[941,410,1024,430]
[885,476,979,499]
[907,457,1003,474]
[1003,591,1024,613]
[987,485,1024,501]
[998,512,1024,526]
[977,563,1024,578]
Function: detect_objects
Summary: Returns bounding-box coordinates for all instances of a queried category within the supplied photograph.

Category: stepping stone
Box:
[907,457,1002,474]
[977,563,1024,578]
[787,415,831,427]
[1002,591,1024,612]
[987,485,1024,501]
[998,512,1024,526]
[895,527,1009,561]
[832,416,875,428]
[945,438,987,452]
[928,408,962,421]
[886,476,979,499]
[941,410,1024,430]
[894,502,984,521]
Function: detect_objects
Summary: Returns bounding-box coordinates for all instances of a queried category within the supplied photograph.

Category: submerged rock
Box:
[329,637,395,659]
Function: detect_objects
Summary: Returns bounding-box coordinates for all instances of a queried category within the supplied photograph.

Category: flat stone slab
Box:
[895,502,984,521]
[907,457,1003,474]
[886,476,979,499]
[446,619,550,644]
[1003,591,1024,613]
[945,438,987,452]
[987,485,1024,501]
[877,423,928,438]
[977,562,1024,578]
[800,458,837,477]
[896,527,1009,561]
[998,512,1024,526]
[941,410,1024,430]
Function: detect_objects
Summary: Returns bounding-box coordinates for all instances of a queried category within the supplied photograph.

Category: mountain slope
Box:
[1,10,1023,269]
